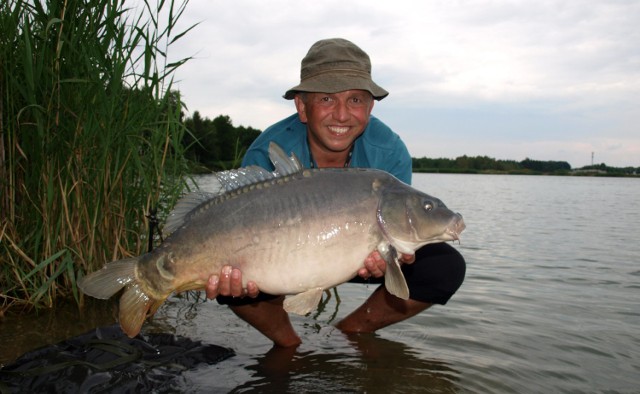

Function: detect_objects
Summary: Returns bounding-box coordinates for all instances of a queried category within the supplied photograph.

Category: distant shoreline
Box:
[412,169,639,177]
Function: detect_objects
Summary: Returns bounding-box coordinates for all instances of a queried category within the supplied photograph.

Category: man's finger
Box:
[246,281,260,298]
[218,265,232,296]
[230,268,243,297]
[206,275,219,299]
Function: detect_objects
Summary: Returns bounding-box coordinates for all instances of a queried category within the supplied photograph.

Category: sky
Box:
[156,0,639,168]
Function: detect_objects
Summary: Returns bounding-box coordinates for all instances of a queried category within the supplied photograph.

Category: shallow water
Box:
[2,174,639,393]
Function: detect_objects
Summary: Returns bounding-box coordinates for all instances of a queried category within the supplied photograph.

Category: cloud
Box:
[160,0,640,167]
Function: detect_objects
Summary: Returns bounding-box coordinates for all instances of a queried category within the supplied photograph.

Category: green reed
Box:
[0,0,194,312]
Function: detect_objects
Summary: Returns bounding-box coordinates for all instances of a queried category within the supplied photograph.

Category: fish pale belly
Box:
[228,220,382,294]
[235,229,382,295]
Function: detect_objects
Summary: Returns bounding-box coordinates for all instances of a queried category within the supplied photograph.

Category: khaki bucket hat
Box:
[284,38,389,100]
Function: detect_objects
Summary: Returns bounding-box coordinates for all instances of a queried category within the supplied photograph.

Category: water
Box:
[2,174,639,393]
[409,174,640,393]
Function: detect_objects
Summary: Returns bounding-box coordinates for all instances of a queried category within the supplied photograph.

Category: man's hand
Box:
[205,265,260,299]
[357,251,416,280]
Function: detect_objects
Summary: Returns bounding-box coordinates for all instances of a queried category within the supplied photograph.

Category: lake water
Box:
[2,174,639,393]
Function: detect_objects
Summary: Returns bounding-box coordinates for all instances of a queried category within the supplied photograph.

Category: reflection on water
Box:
[230,330,459,393]
[236,334,457,393]
[2,174,640,393]
[147,291,461,394]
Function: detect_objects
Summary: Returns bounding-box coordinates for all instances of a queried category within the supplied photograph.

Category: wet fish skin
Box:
[79,144,465,338]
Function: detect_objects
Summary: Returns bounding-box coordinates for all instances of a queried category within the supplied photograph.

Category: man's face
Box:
[294,90,374,155]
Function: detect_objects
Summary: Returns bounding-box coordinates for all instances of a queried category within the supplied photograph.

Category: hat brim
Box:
[283,73,389,100]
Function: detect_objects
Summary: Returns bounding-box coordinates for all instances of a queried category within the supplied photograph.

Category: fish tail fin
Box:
[78,258,138,299]
[79,258,163,338]
[118,281,160,338]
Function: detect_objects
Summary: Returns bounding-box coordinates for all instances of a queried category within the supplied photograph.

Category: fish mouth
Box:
[445,214,466,242]
[445,228,461,242]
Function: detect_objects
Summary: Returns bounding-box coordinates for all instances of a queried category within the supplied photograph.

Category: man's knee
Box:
[402,243,466,304]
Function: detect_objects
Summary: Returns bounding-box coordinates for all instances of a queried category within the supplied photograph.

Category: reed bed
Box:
[0,0,194,313]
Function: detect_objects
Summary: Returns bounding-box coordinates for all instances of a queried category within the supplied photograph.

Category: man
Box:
[205,38,466,347]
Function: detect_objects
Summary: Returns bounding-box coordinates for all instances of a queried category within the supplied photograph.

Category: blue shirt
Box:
[242,113,412,184]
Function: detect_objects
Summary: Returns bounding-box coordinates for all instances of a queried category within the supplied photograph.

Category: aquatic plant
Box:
[0,0,194,312]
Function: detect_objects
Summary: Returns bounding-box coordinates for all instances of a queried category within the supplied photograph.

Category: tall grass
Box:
[0,0,194,313]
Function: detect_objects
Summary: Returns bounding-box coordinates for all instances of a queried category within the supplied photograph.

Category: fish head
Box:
[377,185,466,254]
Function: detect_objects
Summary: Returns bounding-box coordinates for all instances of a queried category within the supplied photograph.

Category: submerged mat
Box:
[0,324,234,393]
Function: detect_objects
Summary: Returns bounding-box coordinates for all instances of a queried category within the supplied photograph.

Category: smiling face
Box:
[294,90,375,167]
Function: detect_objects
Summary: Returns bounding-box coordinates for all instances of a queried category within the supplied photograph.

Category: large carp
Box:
[79,143,465,338]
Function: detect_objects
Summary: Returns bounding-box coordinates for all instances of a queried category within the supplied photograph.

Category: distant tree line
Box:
[412,155,572,174]
[183,112,261,170]
[413,155,638,175]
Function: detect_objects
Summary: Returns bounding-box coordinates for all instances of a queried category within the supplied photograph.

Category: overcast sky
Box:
[159,0,639,168]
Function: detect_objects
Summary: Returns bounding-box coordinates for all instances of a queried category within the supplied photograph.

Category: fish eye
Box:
[424,202,433,211]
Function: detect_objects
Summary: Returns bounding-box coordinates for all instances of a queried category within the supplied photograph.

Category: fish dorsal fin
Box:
[164,191,217,235]
[209,143,302,192]
[269,141,302,176]
[214,166,276,192]
[164,143,302,235]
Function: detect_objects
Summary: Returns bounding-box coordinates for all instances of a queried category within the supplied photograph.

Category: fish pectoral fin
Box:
[283,288,324,315]
[378,243,410,300]
[385,258,410,300]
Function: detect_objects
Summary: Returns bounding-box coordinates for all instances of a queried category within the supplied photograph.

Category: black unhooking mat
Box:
[0,324,234,393]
